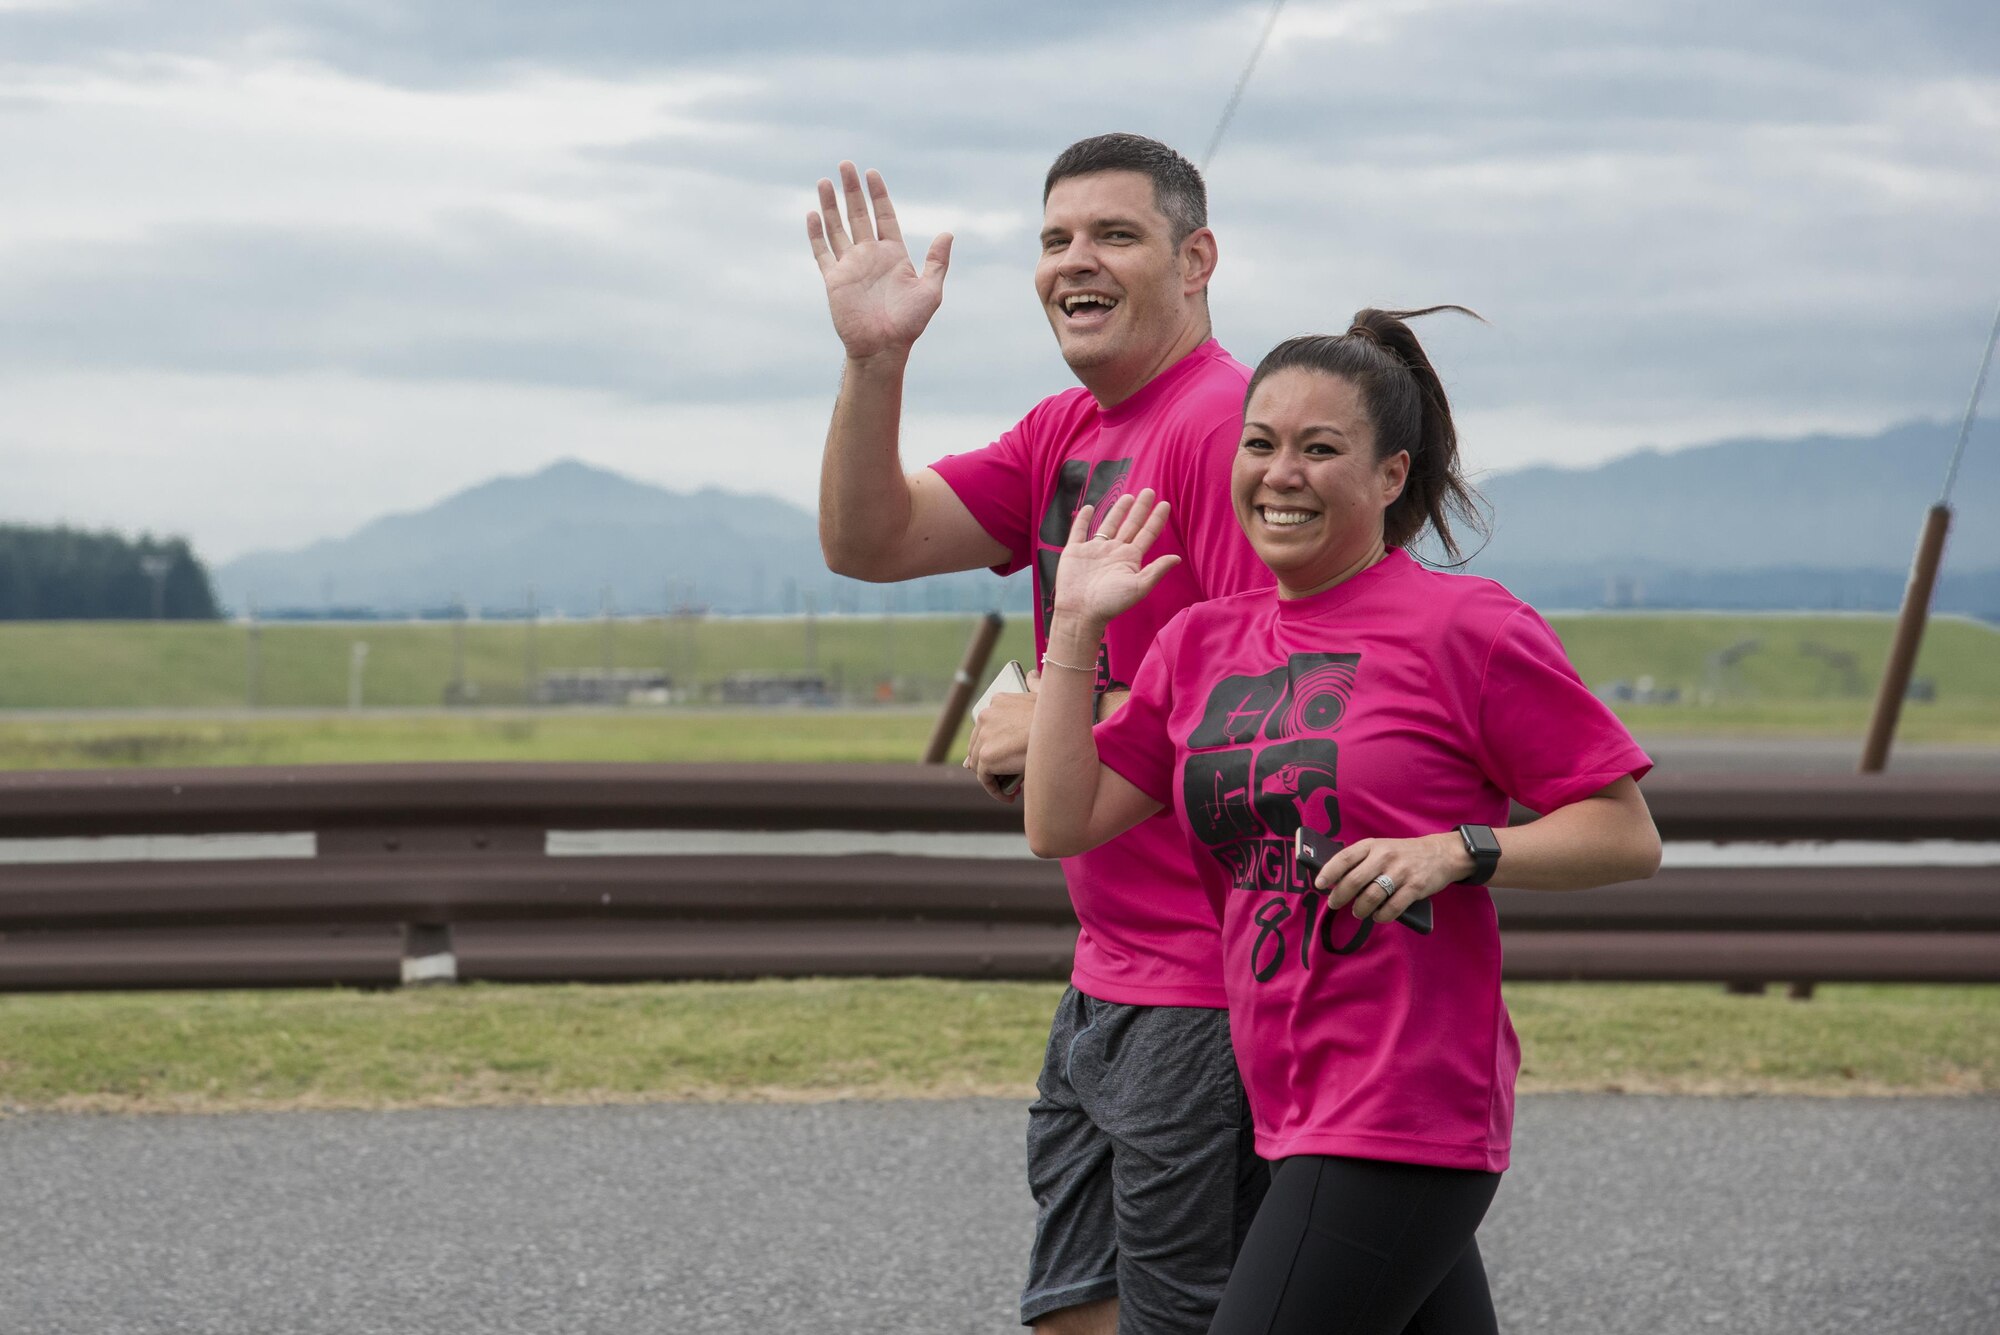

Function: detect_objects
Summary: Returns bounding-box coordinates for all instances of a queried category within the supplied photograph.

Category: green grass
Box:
[0,710,950,769]
[1507,983,2000,1095]
[0,614,1039,710]
[0,981,1990,1114]
[0,611,1992,717]
[0,611,1992,768]
[0,979,1063,1112]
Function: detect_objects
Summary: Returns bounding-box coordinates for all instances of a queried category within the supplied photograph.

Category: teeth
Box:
[1063,294,1116,313]
[1261,508,1317,527]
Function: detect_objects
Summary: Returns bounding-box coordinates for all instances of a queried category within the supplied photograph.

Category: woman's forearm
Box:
[1491,776,1661,890]
[1023,614,1113,859]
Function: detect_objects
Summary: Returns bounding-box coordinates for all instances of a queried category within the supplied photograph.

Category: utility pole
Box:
[450,594,467,704]
[349,641,369,710]
[139,553,171,620]
[1860,299,2000,772]
[245,601,262,708]
[523,586,539,703]
[600,586,615,676]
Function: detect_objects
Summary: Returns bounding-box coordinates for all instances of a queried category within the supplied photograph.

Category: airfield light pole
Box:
[1859,298,2000,773]
[245,601,261,709]
[348,641,369,711]
[450,596,467,704]
[600,587,615,676]
[524,586,539,703]
[139,553,171,620]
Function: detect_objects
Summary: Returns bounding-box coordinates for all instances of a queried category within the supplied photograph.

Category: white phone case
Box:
[971,659,1029,721]
[970,659,1030,795]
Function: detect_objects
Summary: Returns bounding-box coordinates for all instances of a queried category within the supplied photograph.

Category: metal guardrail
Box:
[0,764,1995,990]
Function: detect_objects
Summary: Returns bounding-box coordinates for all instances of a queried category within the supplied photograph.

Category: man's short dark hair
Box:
[1044,133,1208,245]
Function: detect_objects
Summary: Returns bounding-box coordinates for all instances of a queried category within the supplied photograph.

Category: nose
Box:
[1055,237,1099,278]
[1262,446,1308,491]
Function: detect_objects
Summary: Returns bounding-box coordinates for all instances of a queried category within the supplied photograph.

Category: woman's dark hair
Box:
[1245,306,1488,561]
[1044,132,1207,246]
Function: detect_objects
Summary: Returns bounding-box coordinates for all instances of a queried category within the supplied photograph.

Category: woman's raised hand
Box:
[1049,489,1182,629]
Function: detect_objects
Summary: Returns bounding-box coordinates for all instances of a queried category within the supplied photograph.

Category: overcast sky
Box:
[2,0,1995,561]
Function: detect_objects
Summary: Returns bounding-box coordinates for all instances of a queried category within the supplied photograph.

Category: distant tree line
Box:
[0,525,221,620]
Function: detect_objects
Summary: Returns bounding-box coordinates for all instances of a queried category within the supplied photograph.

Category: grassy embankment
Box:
[0,612,1995,768]
[0,612,1992,1112]
[1,980,1993,1115]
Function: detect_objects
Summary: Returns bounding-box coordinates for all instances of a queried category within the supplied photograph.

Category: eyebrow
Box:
[1039,216,1151,244]
[1244,420,1349,439]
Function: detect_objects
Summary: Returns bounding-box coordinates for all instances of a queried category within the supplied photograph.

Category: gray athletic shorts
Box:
[1020,986,1267,1332]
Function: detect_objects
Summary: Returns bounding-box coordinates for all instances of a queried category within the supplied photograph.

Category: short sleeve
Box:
[928,412,1040,577]
[1173,418,1272,601]
[1093,611,1187,807]
[1472,606,1653,814]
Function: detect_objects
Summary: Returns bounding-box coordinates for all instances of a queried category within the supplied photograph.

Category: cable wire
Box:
[1939,297,2000,507]
[1201,0,1288,172]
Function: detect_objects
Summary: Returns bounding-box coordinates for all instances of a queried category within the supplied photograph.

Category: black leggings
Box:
[1206,1155,1502,1335]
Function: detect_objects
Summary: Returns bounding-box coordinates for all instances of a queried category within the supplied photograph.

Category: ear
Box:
[1379,450,1411,508]
[1179,227,1218,297]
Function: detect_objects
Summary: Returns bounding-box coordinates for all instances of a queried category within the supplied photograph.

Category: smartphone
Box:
[1294,827,1433,935]
[970,659,1030,796]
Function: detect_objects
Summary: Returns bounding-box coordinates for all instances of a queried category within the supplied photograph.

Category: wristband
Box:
[1456,824,1501,885]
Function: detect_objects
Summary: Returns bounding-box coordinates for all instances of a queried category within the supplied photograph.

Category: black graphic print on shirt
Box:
[1033,457,1134,692]
[1181,652,1370,981]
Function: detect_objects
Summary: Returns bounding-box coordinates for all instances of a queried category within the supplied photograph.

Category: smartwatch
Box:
[1456,824,1501,885]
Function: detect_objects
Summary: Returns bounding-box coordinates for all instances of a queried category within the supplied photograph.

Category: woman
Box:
[1023,308,1661,1334]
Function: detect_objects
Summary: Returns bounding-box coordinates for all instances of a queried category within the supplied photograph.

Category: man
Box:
[807,133,1271,1335]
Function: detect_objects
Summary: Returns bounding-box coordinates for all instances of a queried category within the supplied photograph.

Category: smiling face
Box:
[1233,368,1411,598]
[1036,170,1215,407]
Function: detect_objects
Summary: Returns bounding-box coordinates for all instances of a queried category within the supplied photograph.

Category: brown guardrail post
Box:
[923,612,1006,765]
[1860,503,1952,774]
[402,922,457,986]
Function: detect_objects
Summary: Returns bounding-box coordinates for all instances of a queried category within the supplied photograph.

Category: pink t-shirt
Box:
[931,339,1273,1007]
[1095,550,1652,1168]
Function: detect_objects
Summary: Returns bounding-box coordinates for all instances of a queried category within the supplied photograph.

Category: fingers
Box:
[867,169,902,243]
[962,708,983,766]
[1093,492,1139,538]
[1066,501,1096,548]
[839,161,874,246]
[976,769,1019,804]
[1318,841,1425,925]
[1119,491,1171,554]
[815,176,850,261]
[1133,553,1183,594]
[1314,839,1370,902]
[922,232,953,289]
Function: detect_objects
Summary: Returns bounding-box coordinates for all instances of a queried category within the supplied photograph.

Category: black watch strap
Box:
[1457,823,1501,885]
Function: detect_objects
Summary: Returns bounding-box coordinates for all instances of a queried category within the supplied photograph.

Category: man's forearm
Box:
[820,353,916,580]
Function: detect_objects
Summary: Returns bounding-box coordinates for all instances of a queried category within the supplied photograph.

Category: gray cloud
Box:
[0,0,1224,83]
[2,0,1996,556]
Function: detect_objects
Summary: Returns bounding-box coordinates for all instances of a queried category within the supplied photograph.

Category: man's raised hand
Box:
[807,163,953,363]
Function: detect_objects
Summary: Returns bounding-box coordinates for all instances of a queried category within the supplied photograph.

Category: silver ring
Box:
[1372,873,1397,898]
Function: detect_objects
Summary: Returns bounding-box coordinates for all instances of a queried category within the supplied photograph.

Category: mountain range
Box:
[214,419,1999,618]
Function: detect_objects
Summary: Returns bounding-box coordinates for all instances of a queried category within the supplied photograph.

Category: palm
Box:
[824,241,941,359]
[1060,535,1159,622]
[1050,491,1182,626]
[807,163,952,361]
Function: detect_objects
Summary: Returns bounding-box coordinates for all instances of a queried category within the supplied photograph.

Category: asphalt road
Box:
[1,1095,1994,1335]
